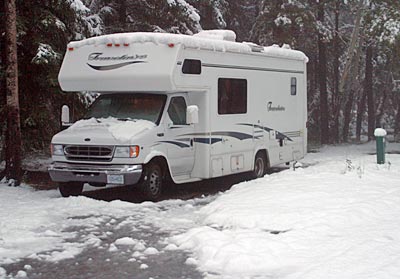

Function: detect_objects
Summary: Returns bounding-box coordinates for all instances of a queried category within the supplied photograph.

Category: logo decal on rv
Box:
[87,61,146,71]
[267,102,285,112]
[87,52,148,71]
[88,53,148,61]
[237,123,294,142]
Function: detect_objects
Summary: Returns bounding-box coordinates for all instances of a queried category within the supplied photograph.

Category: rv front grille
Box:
[64,145,114,162]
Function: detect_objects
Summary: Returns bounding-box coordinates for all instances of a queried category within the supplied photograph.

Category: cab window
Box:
[168,97,187,125]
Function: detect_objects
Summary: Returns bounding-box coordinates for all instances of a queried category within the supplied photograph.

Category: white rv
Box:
[49,30,308,200]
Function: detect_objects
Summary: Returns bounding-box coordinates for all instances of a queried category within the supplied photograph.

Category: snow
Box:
[68,0,89,14]
[15,270,27,278]
[264,45,309,62]
[143,247,159,255]
[169,143,400,278]
[1,142,400,278]
[114,237,137,246]
[274,15,292,26]
[67,31,308,62]
[374,128,387,137]
[185,257,198,265]
[67,117,156,142]
[108,244,118,252]
[193,30,236,42]
[167,0,201,29]
[31,43,61,65]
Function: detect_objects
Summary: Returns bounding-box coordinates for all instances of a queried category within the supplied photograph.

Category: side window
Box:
[168,97,187,125]
[182,59,201,75]
[218,78,247,114]
[291,77,297,96]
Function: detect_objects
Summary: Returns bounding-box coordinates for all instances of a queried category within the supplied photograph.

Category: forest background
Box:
[1,0,400,158]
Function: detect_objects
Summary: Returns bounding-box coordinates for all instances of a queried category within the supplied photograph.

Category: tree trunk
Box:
[355,91,366,141]
[0,1,6,165]
[4,0,22,185]
[340,3,365,142]
[375,82,389,129]
[118,0,126,30]
[342,90,355,142]
[338,0,364,96]
[332,0,341,142]
[318,0,329,144]
[365,45,374,140]
[395,95,400,142]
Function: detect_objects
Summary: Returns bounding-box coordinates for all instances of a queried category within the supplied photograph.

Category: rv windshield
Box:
[85,93,167,124]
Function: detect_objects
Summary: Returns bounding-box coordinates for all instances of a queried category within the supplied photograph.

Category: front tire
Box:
[140,162,163,201]
[252,152,267,179]
[58,182,84,197]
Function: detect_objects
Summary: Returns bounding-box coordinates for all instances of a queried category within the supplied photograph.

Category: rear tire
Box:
[252,152,266,179]
[58,182,84,197]
[140,162,163,201]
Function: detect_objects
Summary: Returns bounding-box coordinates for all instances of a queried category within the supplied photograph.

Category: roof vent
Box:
[193,30,236,42]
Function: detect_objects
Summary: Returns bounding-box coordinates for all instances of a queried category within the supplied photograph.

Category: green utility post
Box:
[374,128,387,164]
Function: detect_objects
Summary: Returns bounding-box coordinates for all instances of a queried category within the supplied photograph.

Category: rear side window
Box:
[291,77,297,95]
[218,78,247,114]
[182,59,201,75]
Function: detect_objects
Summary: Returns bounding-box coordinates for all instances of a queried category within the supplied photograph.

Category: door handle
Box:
[190,139,194,147]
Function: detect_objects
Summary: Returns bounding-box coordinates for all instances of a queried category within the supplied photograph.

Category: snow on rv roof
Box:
[68,31,309,62]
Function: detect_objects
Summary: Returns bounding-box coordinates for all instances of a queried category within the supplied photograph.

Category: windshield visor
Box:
[85,93,167,124]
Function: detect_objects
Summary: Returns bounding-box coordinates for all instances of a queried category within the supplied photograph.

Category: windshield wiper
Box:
[117,118,137,122]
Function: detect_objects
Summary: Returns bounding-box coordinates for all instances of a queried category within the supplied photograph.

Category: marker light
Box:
[115,43,120,47]
[106,43,112,47]
[168,43,175,48]
[68,47,74,51]
[124,43,129,47]
[130,146,140,158]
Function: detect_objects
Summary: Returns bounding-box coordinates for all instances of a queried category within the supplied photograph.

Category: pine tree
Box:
[8,0,101,152]
[95,0,202,34]
[363,0,400,139]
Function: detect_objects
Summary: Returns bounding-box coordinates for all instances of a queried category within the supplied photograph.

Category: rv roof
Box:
[68,31,308,63]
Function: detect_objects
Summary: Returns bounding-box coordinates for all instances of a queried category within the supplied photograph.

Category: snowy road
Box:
[1,142,400,279]
[1,197,208,279]
[0,185,215,279]
[0,171,255,279]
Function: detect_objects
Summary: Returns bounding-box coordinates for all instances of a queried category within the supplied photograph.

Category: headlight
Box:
[51,144,64,156]
[114,146,140,158]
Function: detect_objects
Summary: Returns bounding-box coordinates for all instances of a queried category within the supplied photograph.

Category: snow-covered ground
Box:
[1,142,400,278]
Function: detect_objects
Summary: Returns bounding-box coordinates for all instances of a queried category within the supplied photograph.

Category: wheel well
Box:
[255,149,270,169]
[147,156,171,181]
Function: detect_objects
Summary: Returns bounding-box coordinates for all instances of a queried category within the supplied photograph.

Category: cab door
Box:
[164,95,195,176]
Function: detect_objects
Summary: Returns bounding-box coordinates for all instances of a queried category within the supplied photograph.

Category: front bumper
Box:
[48,162,142,186]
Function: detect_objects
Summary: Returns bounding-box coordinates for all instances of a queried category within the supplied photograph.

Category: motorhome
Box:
[49,30,308,200]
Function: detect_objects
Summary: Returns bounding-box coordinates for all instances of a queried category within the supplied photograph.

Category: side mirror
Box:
[186,105,199,125]
[61,105,71,130]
